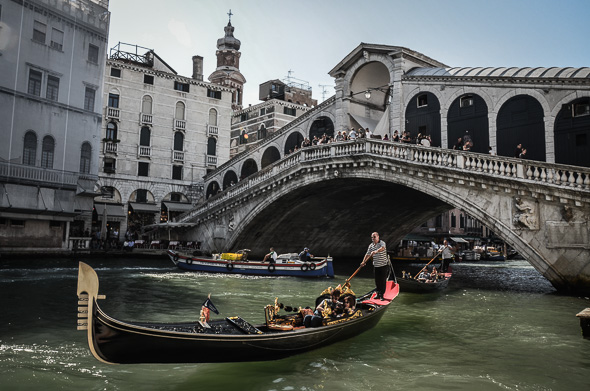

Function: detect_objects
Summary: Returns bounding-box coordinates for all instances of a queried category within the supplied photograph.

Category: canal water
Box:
[0,256,589,391]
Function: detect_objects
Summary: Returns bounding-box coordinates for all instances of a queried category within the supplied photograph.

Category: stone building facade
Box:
[229,97,314,160]
[96,44,233,240]
[0,0,109,251]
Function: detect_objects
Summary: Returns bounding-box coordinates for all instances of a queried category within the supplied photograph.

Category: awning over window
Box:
[144,222,198,229]
[450,237,469,243]
[163,202,194,213]
[94,203,126,220]
[403,234,433,242]
[129,202,160,213]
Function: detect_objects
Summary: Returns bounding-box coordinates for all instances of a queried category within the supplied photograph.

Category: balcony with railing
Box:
[0,160,81,189]
[174,119,186,131]
[172,150,185,162]
[138,145,151,158]
[140,112,153,125]
[103,141,118,154]
[106,106,120,120]
[206,155,217,166]
[207,124,219,136]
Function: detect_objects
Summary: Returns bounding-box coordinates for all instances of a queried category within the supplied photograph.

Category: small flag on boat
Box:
[202,295,219,314]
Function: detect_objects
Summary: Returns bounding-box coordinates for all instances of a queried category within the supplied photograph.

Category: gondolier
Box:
[440,239,455,273]
[361,232,389,300]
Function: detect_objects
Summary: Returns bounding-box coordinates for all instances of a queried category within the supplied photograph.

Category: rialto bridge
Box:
[166,43,590,295]
[170,138,590,295]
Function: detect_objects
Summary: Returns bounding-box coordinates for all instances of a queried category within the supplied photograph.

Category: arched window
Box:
[208,108,218,126]
[207,137,217,156]
[23,131,37,166]
[140,126,151,146]
[106,122,117,140]
[80,142,91,174]
[258,125,267,140]
[141,95,153,114]
[41,135,55,169]
[175,101,185,120]
[174,132,184,151]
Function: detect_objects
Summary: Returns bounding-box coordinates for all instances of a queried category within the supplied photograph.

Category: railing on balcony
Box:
[103,141,118,154]
[174,119,186,131]
[68,237,92,250]
[207,124,219,136]
[106,107,120,119]
[0,160,80,188]
[206,155,217,166]
[138,145,151,158]
[172,150,184,162]
[140,112,153,125]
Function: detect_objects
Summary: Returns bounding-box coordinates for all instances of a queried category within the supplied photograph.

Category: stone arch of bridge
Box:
[261,146,281,169]
[284,131,304,154]
[240,158,258,180]
[221,168,553,284]
[222,170,238,190]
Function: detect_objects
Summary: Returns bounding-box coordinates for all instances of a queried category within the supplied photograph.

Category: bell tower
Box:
[209,10,246,110]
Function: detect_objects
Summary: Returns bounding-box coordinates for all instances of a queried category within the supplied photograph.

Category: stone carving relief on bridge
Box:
[228,214,235,232]
[512,197,539,230]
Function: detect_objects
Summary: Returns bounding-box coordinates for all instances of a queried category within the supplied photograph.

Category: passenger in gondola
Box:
[337,295,356,317]
[427,267,438,282]
[417,268,430,282]
[304,288,342,327]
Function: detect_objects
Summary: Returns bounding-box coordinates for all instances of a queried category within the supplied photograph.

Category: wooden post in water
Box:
[576,308,590,338]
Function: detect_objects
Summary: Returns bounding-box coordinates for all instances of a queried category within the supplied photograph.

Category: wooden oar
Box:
[344,261,367,285]
[413,248,444,280]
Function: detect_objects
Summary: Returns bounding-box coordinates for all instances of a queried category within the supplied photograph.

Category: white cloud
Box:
[167,19,192,48]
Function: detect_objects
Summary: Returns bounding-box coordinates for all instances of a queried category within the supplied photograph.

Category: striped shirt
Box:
[441,245,453,259]
[366,240,388,267]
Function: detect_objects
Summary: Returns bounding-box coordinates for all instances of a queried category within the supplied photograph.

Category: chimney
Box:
[192,56,203,81]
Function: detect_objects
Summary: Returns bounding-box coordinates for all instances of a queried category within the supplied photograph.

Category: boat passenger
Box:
[262,247,277,264]
[337,295,356,317]
[417,269,430,281]
[304,289,342,327]
[428,267,438,282]
[299,247,313,263]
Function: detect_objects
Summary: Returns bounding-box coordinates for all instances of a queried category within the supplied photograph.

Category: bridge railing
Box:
[176,139,590,223]
[365,141,590,189]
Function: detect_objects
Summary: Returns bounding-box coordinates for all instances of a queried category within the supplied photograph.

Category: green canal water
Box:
[0,257,588,390]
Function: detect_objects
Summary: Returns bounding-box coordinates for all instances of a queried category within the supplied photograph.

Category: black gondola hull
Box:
[77,262,398,364]
[91,304,389,364]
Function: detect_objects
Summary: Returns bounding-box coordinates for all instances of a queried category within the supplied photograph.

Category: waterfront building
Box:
[230,78,317,159]
[0,0,109,251]
[96,43,233,240]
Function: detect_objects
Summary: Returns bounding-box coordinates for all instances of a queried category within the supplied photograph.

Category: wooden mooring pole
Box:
[576,308,590,338]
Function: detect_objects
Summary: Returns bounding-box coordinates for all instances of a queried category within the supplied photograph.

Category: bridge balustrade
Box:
[175,139,590,224]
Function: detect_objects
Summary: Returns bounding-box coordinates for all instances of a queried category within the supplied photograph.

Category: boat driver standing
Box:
[440,239,455,273]
[360,232,389,300]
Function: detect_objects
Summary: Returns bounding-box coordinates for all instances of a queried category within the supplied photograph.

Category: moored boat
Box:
[76,262,399,364]
[168,249,335,278]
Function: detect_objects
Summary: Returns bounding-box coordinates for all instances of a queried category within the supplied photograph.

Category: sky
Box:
[107,0,590,107]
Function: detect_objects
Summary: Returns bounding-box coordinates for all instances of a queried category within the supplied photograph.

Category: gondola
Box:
[167,250,335,278]
[76,262,398,364]
[397,266,452,293]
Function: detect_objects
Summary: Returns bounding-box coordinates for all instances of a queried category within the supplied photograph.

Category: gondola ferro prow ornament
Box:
[76,262,109,364]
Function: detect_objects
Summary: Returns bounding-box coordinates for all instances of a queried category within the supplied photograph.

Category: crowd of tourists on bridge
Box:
[287,127,440,155]
[287,126,528,161]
